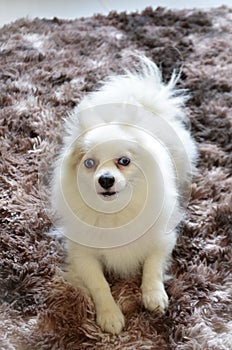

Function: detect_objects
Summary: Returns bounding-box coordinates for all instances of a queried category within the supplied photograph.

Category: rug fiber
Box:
[0,6,231,350]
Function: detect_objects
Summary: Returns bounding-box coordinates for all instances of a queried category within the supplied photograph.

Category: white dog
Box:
[52,55,197,334]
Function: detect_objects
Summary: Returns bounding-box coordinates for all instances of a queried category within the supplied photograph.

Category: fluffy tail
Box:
[77,53,188,125]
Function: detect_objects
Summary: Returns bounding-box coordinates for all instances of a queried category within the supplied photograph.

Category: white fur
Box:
[52,55,197,334]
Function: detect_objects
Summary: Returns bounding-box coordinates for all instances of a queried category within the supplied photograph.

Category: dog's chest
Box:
[100,240,152,277]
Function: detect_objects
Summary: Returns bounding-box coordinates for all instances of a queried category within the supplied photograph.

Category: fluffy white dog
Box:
[52,55,197,334]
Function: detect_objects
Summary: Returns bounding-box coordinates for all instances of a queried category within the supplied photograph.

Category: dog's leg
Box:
[67,255,125,334]
[141,252,169,312]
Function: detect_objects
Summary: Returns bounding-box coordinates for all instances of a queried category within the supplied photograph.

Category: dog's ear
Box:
[77,106,109,131]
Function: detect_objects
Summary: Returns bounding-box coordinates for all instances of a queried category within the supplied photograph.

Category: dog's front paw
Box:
[142,285,168,313]
[97,304,125,335]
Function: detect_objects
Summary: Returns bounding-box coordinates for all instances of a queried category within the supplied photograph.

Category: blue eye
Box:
[118,157,130,166]
[84,159,95,169]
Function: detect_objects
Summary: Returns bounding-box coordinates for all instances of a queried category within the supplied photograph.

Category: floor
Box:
[0,0,231,27]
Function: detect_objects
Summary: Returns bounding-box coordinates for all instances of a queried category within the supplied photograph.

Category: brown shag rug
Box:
[0,6,232,350]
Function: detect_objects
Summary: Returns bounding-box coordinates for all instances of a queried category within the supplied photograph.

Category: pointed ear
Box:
[77,106,107,131]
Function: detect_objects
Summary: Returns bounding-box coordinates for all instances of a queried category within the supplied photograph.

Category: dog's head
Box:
[72,124,142,206]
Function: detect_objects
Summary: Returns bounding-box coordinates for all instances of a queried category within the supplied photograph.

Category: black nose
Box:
[98,174,115,190]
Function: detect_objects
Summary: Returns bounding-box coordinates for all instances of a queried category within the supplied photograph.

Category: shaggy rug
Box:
[0,6,231,350]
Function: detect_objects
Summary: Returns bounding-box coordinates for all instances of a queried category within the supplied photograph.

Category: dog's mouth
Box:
[99,191,117,197]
